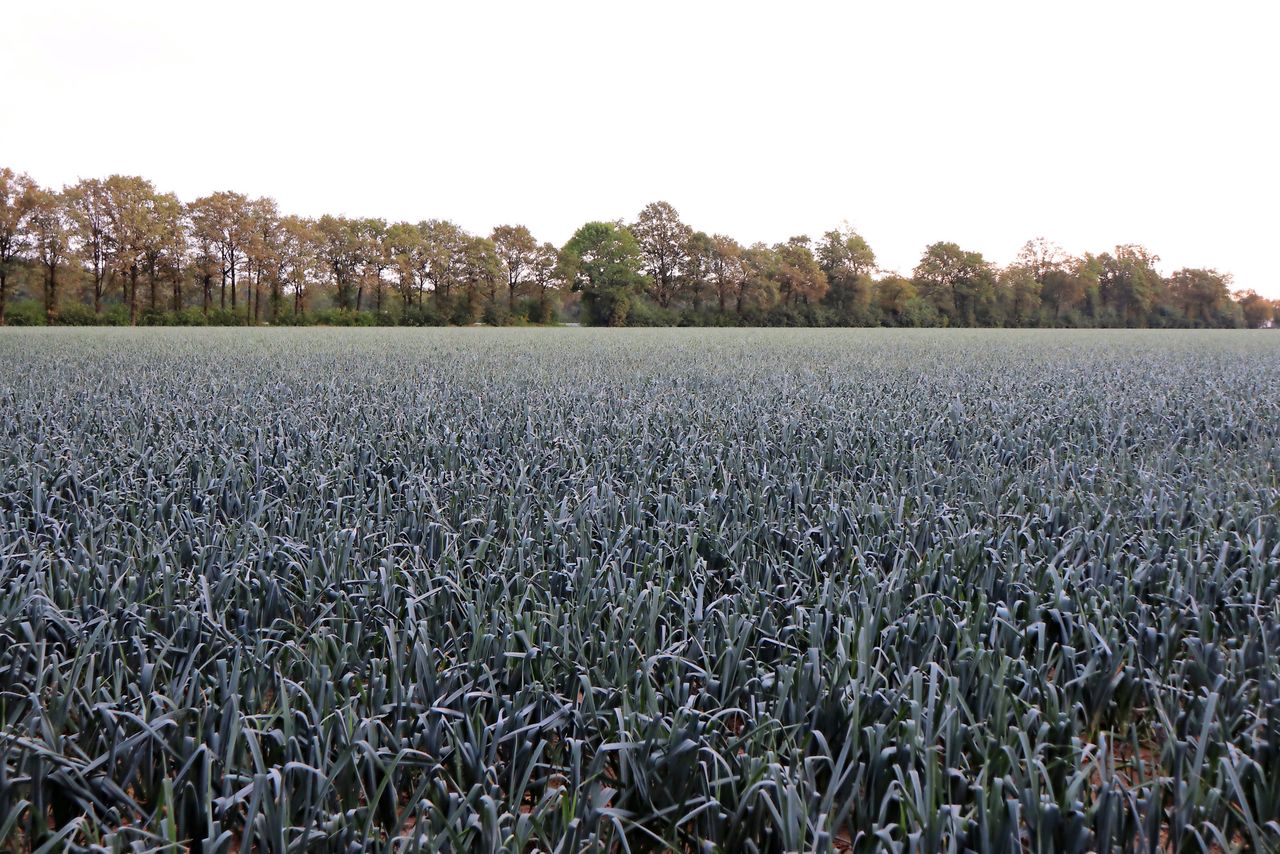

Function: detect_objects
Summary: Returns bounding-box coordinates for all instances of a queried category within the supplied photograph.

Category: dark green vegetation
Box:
[2,328,1279,852]
[3,169,1278,331]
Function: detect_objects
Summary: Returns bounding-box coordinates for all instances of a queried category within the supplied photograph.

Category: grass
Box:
[1,327,1278,852]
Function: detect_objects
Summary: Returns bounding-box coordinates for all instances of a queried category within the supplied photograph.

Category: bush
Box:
[55,303,103,326]
[171,308,210,326]
[625,299,678,327]
[481,302,511,327]
[764,303,834,328]
[313,308,375,326]
[139,308,174,326]
[580,289,633,326]
[898,297,942,328]
[3,300,46,326]
[399,304,446,327]
[526,297,558,325]
[206,308,248,326]
[98,305,129,326]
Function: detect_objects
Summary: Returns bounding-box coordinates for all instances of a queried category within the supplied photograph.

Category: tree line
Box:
[1,167,1276,329]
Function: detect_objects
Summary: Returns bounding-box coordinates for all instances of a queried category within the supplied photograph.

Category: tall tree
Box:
[681,231,715,311]
[873,275,921,324]
[772,236,828,306]
[0,168,38,325]
[388,221,428,308]
[491,224,538,312]
[559,221,647,326]
[65,178,115,316]
[140,191,183,316]
[706,234,745,313]
[356,218,390,314]
[1096,244,1161,326]
[740,243,782,314]
[632,201,692,308]
[417,220,467,311]
[244,198,282,322]
[998,264,1043,326]
[189,228,221,318]
[460,236,503,323]
[1015,238,1068,282]
[913,242,995,326]
[280,216,319,317]
[315,215,359,311]
[1168,267,1231,326]
[1040,265,1090,323]
[189,191,251,314]
[818,227,877,322]
[28,189,72,323]
[1234,290,1275,328]
[103,175,157,325]
[528,241,561,322]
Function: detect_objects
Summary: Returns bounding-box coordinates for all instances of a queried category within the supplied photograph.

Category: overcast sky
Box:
[5,1,1278,294]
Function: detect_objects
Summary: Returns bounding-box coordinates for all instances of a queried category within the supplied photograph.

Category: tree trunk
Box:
[129,264,139,326]
[44,263,58,324]
[92,255,104,316]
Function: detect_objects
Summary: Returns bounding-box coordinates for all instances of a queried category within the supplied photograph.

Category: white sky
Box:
[5,1,1278,295]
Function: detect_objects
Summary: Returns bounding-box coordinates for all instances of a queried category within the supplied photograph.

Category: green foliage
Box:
[398,302,448,327]
[560,221,648,326]
[914,241,997,325]
[312,307,376,326]
[2,298,46,325]
[206,307,248,326]
[171,307,211,326]
[4,167,1276,330]
[2,328,1277,851]
[52,303,101,325]
[99,304,130,326]
[526,295,558,324]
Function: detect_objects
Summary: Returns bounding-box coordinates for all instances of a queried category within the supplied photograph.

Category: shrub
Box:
[54,303,102,326]
[3,300,46,326]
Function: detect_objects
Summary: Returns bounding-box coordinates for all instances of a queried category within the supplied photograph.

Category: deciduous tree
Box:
[1168,268,1231,326]
[913,242,995,326]
[819,227,876,321]
[0,168,38,325]
[772,236,827,306]
[189,191,251,314]
[491,224,538,312]
[560,221,647,325]
[632,202,692,308]
[66,178,115,316]
[28,188,72,323]
[1097,244,1161,326]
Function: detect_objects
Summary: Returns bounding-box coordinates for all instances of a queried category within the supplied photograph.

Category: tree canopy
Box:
[0,167,1273,329]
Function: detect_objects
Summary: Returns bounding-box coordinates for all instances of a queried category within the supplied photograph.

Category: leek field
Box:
[1,328,1278,853]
